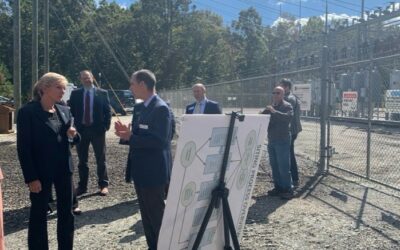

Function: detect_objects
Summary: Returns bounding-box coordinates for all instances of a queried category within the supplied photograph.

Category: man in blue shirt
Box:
[185,83,222,114]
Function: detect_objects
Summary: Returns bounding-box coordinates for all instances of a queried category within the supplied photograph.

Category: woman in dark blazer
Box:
[17,72,80,250]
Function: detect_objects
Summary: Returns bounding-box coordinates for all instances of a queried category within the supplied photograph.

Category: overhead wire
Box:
[322,0,361,14]
[50,4,123,118]
[50,0,374,88]
[76,0,130,81]
[279,0,325,14]
[332,0,360,8]
[79,0,133,73]
[50,5,111,84]
[49,5,92,76]
[193,0,279,23]
[234,0,281,15]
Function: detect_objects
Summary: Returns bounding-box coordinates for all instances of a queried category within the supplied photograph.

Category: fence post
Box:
[366,65,372,179]
[326,72,332,173]
[319,46,329,172]
[240,80,244,113]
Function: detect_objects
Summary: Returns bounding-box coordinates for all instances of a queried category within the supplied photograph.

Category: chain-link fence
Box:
[326,11,400,191]
[160,70,322,176]
[160,8,400,191]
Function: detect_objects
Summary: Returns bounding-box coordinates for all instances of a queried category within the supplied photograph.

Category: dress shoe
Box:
[75,187,87,196]
[73,207,82,215]
[267,188,282,196]
[99,187,109,196]
[280,191,294,200]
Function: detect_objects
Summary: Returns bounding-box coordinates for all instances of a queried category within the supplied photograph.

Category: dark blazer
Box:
[284,92,302,135]
[185,99,222,114]
[124,96,172,187]
[69,87,112,133]
[17,101,80,184]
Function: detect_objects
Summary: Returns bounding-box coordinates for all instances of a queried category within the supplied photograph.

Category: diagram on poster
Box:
[158,114,270,250]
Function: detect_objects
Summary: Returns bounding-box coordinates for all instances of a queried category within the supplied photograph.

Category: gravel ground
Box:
[1,115,399,249]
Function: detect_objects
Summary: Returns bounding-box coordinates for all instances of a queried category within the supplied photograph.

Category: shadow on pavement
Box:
[4,199,139,235]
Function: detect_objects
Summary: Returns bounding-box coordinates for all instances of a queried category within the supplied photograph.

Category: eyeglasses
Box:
[272,92,281,95]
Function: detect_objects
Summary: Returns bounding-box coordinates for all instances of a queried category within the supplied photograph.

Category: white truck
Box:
[61,83,77,104]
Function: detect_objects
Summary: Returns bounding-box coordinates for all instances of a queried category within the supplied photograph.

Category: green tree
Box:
[301,16,324,38]
[231,7,269,78]
[167,10,236,88]
[0,63,13,97]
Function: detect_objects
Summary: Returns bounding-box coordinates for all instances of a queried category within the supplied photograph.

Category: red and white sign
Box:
[342,91,358,112]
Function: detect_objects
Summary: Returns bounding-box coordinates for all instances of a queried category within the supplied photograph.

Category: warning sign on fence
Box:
[292,84,311,111]
[385,89,400,113]
[342,91,358,112]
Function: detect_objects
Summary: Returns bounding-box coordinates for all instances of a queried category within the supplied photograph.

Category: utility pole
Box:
[357,0,365,60]
[13,0,21,112]
[44,0,49,73]
[299,0,302,33]
[325,0,328,42]
[32,0,38,90]
[361,0,365,19]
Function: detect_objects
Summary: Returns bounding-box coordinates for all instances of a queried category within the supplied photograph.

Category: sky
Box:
[109,0,398,26]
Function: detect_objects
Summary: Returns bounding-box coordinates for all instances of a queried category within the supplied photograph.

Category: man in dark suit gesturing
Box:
[69,70,112,196]
[115,69,172,250]
[185,83,222,114]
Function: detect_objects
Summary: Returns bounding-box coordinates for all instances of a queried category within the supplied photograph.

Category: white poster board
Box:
[292,84,311,111]
[385,89,400,112]
[158,114,270,250]
[342,91,358,112]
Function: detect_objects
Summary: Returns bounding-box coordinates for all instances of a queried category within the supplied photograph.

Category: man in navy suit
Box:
[69,70,112,196]
[185,83,222,114]
[115,69,172,250]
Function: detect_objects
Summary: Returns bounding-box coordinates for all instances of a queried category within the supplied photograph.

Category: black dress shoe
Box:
[75,187,87,196]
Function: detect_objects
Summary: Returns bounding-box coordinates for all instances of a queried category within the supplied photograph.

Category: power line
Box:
[333,0,360,8]
[279,0,324,14]
[50,4,112,85]
[193,0,279,23]
[78,1,132,72]
[76,0,130,81]
[235,0,281,15]
[322,0,361,14]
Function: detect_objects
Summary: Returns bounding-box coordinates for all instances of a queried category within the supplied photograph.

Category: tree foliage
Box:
[0,0,329,102]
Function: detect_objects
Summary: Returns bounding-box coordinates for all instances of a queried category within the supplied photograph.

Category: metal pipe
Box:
[366,68,372,179]
[44,0,49,73]
[32,0,38,89]
[319,46,329,172]
[13,0,21,113]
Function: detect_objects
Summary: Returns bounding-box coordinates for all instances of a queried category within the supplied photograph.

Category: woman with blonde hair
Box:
[17,72,80,249]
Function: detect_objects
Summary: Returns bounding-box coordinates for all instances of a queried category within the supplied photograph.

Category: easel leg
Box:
[222,195,240,249]
[192,194,218,249]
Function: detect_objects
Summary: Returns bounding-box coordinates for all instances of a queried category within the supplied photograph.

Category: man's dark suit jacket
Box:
[17,101,80,184]
[185,99,222,114]
[69,87,111,133]
[125,96,172,187]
